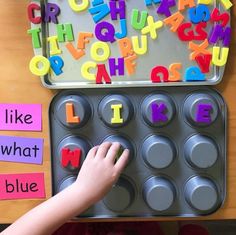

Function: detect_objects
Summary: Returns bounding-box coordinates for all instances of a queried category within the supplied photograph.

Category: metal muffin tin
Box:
[32,0,230,88]
[49,87,227,218]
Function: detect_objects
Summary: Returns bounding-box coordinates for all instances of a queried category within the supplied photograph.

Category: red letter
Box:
[96,64,112,84]
[27,3,41,24]
[195,54,212,73]
[151,66,169,83]
[61,148,82,168]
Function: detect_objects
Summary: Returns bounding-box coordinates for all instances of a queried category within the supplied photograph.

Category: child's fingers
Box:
[86,146,99,159]
[114,149,129,174]
[105,142,121,162]
[95,142,112,159]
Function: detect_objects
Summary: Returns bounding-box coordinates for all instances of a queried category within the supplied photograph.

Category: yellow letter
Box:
[212,47,229,66]
[29,55,50,76]
[47,36,62,55]
[132,35,148,55]
[219,0,233,10]
[68,0,89,12]
[90,42,110,62]
[198,0,213,4]
[81,61,97,80]
[111,104,123,124]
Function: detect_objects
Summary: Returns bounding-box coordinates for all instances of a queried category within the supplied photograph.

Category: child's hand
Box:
[74,142,129,204]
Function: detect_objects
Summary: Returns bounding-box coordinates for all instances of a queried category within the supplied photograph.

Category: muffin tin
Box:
[49,87,227,218]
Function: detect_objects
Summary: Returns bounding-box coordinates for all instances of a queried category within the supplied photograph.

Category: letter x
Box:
[189,39,211,60]
[141,16,163,40]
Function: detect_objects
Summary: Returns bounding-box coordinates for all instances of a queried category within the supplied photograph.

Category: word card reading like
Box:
[0,136,43,165]
[0,104,42,131]
[0,173,45,200]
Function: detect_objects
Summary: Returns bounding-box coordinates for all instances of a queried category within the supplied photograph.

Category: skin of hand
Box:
[2,142,129,235]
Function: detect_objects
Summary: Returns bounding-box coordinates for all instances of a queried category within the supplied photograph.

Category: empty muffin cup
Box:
[184,135,218,169]
[54,94,92,128]
[58,136,91,172]
[141,93,176,127]
[142,135,176,169]
[184,176,219,212]
[98,94,134,128]
[103,177,135,212]
[143,176,176,211]
[58,176,77,193]
[183,93,219,127]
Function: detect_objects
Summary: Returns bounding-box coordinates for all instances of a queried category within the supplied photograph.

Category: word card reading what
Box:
[0,104,42,131]
[0,173,45,200]
[0,136,43,165]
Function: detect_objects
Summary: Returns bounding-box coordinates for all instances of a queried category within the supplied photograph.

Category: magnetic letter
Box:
[45,3,60,24]
[188,4,210,24]
[47,36,62,55]
[152,103,168,123]
[169,63,182,81]
[96,64,112,84]
[131,9,148,30]
[189,39,210,60]
[27,28,41,49]
[28,3,41,24]
[61,148,81,168]
[157,0,176,17]
[111,104,123,124]
[164,11,184,32]
[95,22,116,43]
[68,0,89,12]
[210,8,229,27]
[109,58,125,76]
[81,61,97,80]
[195,54,212,73]
[49,56,64,76]
[151,66,169,83]
[208,25,231,47]
[66,103,80,123]
[29,56,50,76]
[89,3,110,23]
[178,0,195,11]
[132,35,148,55]
[196,104,213,124]
[57,24,74,42]
[91,42,110,62]
[212,46,229,66]
[185,66,205,81]
[109,0,126,20]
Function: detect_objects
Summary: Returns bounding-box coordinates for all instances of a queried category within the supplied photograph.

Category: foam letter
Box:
[189,39,210,60]
[109,0,126,20]
[27,3,41,24]
[198,0,213,4]
[81,61,97,80]
[95,22,115,43]
[66,103,80,123]
[49,56,64,76]
[212,46,229,66]
[96,64,112,84]
[118,37,135,57]
[90,42,110,62]
[188,4,210,24]
[89,3,110,23]
[57,24,74,42]
[185,66,205,81]
[44,3,60,24]
[115,19,127,39]
[111,104,123,124]
[29,56,50,76]
[145,0,161,6]
[195,54,212,73]
[196,104,213,124]
[78,32,94,49]
[132,35,148,55]
[109,58,125,76]
[131,9,148,30]
[61,148,81,168]
[211,8,229,27]
[66,43,85,60]
[208,25,231,47]
[219,0,233,10]
[47,36,62,55]
[157,0,176,17]
[152,103,168,123]
[178,0,195,11]
[151,66,169,83]
[125,55,137,75]
[68,0,89,12]
[141,16,163,40]
[169,63,182,81]
[27,28,41,49]
[163,11,184,32]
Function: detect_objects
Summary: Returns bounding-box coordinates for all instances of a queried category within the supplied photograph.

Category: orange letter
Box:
[163,12,184,32]
[66,103,80,123]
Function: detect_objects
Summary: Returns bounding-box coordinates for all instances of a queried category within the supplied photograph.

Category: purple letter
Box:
[151,103,168,123]
[196,104,213,124]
